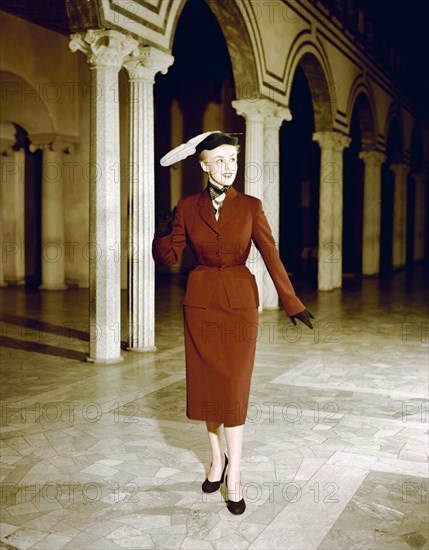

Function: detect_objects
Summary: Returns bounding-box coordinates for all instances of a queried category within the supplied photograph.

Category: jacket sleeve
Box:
[251,199,305,317]
[152,199,187,266]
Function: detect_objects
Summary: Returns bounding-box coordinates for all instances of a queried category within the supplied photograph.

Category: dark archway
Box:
[343,92,375,275]
[343,108,364,275]
[0,72,48,287]
[8,124,42,288]
[410,126,424,172]
[298,52,333,132]
[407,125,424,266]
[20,128,42,288]
[280,65,320,283]
[154,0,244,273]
[346,84,377,150]
[380,116,402,274]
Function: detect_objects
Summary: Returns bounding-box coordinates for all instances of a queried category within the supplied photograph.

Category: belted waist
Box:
[183,263,259,308]
[194,264,247,269]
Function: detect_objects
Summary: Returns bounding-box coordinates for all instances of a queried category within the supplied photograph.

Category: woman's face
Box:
[199,144,238,189]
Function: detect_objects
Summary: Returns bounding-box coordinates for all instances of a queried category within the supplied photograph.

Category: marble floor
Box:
[0,267,428,550]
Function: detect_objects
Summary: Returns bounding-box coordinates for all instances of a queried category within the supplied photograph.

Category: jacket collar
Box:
[197,186,238,233]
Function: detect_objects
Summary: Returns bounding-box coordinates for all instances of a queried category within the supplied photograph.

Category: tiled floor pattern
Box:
[0,267,428,549]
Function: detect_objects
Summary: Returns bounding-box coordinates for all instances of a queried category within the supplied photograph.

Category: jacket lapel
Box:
[198,189,218,234]
[217,187,238,229]
[198,187,238,233]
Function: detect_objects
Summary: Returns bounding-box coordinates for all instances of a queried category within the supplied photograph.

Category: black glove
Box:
[290,309,314,329]
[155,207,177,237]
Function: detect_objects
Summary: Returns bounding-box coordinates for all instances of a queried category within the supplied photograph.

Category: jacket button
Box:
[217,235,220,240]
[218,267,222,271]
[216,252,221,256]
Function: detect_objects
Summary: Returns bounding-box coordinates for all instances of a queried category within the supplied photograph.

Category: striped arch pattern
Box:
[283,34,334,132]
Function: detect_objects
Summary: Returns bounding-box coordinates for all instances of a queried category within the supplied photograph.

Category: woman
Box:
[152,131,313,515]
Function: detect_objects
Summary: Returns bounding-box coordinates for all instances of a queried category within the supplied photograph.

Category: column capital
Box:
[265,105,293,130]
[29,134,77,154]
[312,131,351,152]
[411,172,427,186]
[389,163,411,177]
[232,98,291,123]
[358,150,387,166]
[123,45,174,83]
[69,29,138,69]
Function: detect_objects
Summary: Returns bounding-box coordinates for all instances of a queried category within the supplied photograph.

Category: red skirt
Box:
[183,277,259,427]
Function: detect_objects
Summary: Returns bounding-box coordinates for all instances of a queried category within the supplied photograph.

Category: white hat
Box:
[160,130,239,166]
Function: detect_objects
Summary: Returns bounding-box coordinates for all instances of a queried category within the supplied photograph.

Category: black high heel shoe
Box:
[226,474,246,515]
[202,454,228,493]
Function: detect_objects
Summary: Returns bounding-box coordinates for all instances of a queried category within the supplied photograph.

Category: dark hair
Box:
[199,144,240,162]
[195,132,239,154]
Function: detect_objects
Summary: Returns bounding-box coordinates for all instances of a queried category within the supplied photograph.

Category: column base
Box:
[126,345,157,352]
[86,355,124,364]
[4,279,25,286]
[0,281,8,287]
[38,283,68,290]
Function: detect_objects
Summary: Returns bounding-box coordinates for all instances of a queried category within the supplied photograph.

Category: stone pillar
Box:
[123,46,173,352]
[232,99,265,199]
[0,142,25,286]
[312,131,351,290]
[70,29,138,364]
[262,105,292,309]
[29,138,75,290]
[389,163,410,268]
[358,150,386,275]
[232,99,270,310]
[0,151,6,287]
[412,172,427,262]
[0,141,15,287]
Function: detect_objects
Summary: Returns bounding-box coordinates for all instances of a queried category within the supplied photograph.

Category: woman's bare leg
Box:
[224,424,244,501]
[206,421,225,481]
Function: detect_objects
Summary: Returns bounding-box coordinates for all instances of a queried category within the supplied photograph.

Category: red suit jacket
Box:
[152,187,305,316]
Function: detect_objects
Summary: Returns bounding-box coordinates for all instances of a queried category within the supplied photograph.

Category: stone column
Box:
[70,29,138,364]
[232,99,271,310]
[232,99,265,199]
[312,131,351,290]
[358,150,386,275]
[29,138,75,290]
[412,172,427,262]
[0,142,25,286]
[0,151,5,287]
[0,141,14,287]
[123,46,174,352]
[262,105,292,309]
[389,163,410,269]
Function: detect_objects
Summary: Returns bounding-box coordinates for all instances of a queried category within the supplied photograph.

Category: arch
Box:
[285,36,334,132]
[384,102,404,158]
[168,0,259,100]
[279,63,320,280]
[0,71,54,136]
[345,77,377,150]
[385,108,404,163]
